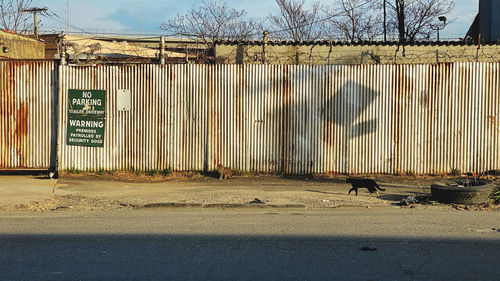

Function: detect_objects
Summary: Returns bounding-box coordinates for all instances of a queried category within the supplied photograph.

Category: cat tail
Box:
[375,183,385,191]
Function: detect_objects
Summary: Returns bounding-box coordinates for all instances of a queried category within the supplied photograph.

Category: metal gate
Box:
[0,61,56,170]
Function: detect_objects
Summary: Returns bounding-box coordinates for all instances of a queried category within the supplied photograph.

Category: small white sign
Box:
[117,89,131,111]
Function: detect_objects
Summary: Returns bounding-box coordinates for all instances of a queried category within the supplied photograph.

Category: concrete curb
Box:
[140,202,307,209]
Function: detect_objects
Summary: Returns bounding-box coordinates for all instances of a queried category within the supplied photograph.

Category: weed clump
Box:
[160,168,171,176]
[66,168,81,174]
[406,170,415,177]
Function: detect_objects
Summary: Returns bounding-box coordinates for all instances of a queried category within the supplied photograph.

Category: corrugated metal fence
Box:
[58,63,500,174]
[0,61,55,169]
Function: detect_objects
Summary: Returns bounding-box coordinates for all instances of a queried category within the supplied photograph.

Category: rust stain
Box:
[487,116,500,134]
[15,103,29,138]
[169,66,174,82]
[419,91,429,108]
[2,63,30,167]
[15,103,28,165]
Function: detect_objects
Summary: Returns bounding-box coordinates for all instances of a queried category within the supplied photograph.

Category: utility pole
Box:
[21,7,48,39]
[160,36,165,65]
[141,13,143,35]
[59,36,67,65]
[262,31,268,64]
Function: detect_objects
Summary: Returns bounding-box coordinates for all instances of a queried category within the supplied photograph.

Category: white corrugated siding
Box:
[0,61,54,169]
[58,63,500,174]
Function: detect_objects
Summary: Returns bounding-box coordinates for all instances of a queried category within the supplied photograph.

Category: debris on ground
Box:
[248,198,265,204]
[486,170,500,176]
[399,195,418,206]
[452,201,500,211]
[467,227,500,233]
[417,197,440,205]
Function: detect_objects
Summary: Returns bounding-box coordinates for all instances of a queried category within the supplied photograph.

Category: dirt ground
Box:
[1,171,497,212]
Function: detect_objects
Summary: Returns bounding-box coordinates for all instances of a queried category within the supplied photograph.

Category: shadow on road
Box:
[0,234,498,281]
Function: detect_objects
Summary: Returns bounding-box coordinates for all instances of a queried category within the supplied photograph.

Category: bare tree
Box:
[388,0,455,42]
[267,0,326,41]
[324,0,382,41]
[0,0,33,33]
[160,0,261,45]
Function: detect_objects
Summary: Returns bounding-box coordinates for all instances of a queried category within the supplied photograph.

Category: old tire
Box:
[431,179,497,204]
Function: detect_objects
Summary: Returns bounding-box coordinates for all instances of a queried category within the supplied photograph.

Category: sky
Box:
[35,0,478,39]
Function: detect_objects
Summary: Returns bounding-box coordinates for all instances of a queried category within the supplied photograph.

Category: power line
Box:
[41,9,166,39]
[65,0,69,32]
[43,8,91,34]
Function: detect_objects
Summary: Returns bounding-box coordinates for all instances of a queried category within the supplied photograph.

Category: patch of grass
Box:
[148,169,159,177]
[66,168,81,174]
[135,170,143,176]
[450,168,461,176]
[97,169,106,175]
[160,168,171,176]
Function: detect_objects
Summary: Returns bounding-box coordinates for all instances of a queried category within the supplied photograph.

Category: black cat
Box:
[346,178,385,196]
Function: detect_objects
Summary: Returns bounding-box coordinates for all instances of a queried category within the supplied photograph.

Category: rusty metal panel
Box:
[58,63,500,175]
[0,61,54,169]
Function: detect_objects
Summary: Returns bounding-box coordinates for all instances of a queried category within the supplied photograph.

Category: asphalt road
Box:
[1,208,499,281]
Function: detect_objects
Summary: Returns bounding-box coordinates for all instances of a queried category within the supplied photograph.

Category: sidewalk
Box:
[0,173,448,211]
[0,175,56,211]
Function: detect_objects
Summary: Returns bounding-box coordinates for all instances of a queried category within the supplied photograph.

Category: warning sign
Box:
[67,89,106,147]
